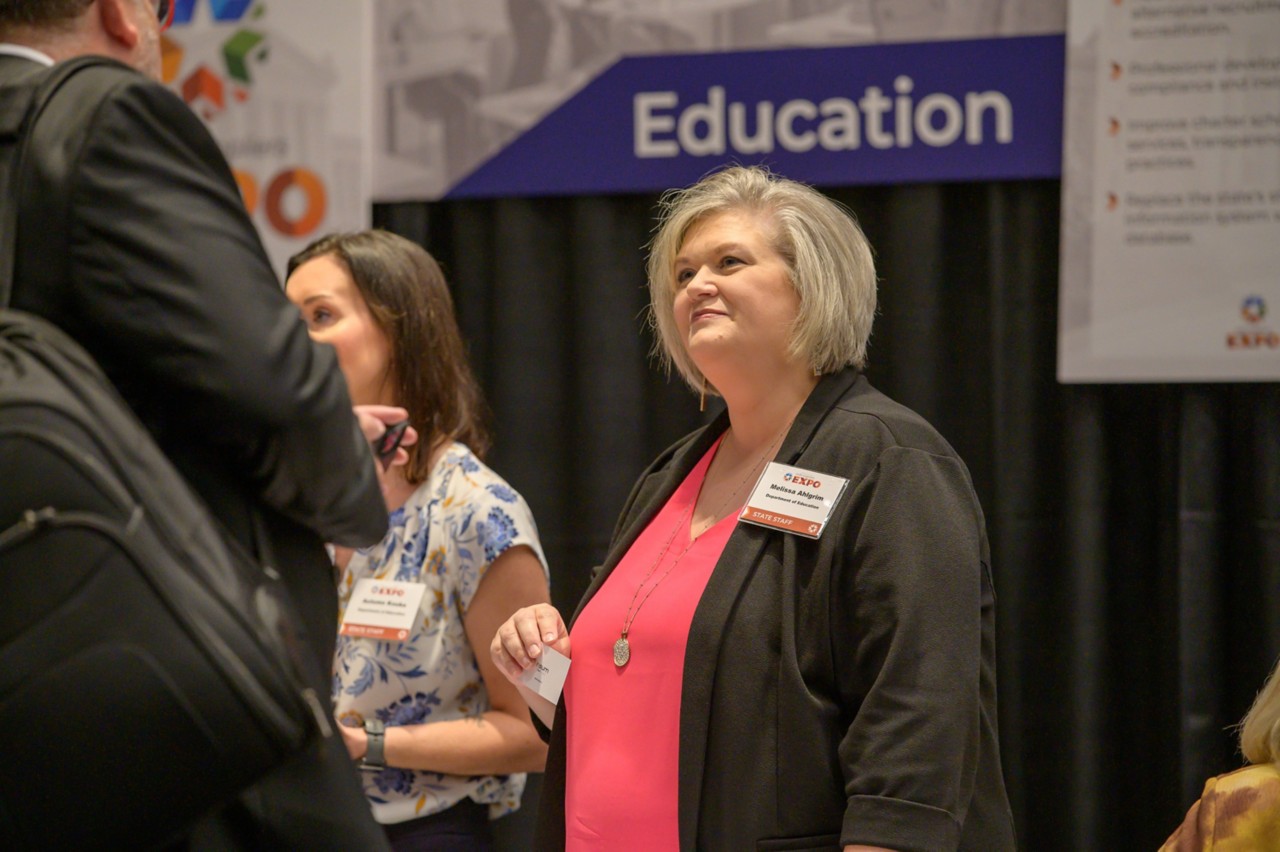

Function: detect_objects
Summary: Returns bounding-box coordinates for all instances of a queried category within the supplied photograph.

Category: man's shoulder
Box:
[0,54,176,150]
[0,53,131,93]
[23,56,216,185]
[52,56,177,113]
[10,55,190,123]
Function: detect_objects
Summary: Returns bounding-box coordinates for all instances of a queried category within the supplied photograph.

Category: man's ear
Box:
[96,0,141,51]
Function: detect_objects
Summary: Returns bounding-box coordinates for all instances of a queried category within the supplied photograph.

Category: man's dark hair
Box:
[0,0,91,30]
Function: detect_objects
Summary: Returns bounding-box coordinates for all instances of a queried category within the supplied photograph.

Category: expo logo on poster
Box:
[1241,295,1266,324]
[231,167,326,238]
[1226,295,1278,350]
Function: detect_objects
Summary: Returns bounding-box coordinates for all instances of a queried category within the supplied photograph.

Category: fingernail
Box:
[544,632,556,642]
[530,644,541,657]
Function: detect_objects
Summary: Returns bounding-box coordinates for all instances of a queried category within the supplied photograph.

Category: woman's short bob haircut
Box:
[646,165,876,393]
[287,229,490,483]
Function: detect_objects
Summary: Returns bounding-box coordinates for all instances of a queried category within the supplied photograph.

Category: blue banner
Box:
[447,35,1064,198]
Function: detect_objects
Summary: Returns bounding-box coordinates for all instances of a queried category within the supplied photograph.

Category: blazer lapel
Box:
[569,412,729,626]
[676,367,860,849]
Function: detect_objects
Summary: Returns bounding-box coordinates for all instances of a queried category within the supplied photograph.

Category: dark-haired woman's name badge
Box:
[339,578,427,641]
[739,463,848,539]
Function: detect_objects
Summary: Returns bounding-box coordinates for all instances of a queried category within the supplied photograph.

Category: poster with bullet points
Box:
[1059,0,1280,382]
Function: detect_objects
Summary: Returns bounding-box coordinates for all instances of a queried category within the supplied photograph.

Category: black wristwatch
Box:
[360,718,386,770]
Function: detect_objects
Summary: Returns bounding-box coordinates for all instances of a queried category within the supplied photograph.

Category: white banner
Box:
[162,0,372,278]
[371,0,1066,201]
[1059,0,1280,382]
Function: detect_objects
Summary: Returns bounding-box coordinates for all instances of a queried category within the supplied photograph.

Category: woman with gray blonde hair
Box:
[1161,657,1280,849]
[646,164,877,391]
[493,165,1015,851]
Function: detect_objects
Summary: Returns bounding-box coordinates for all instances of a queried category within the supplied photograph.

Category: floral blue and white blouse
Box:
[332,442,548,824]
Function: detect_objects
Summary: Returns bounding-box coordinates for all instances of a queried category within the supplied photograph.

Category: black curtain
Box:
[374,179,1280,852]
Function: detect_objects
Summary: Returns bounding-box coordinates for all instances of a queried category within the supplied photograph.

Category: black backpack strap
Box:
[0,55,122,309]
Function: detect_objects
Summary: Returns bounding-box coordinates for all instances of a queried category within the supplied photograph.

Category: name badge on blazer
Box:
[740,462,849,539]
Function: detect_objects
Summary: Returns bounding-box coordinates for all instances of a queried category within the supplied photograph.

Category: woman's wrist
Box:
[361,719,386,768]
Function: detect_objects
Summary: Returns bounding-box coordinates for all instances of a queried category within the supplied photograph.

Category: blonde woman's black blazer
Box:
[535,368,1017,851]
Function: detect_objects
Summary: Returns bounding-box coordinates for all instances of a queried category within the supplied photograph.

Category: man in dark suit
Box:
[0,1,395,848]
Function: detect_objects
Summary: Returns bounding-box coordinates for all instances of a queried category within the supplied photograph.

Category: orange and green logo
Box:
[161,1,327,240]
[161,0,265,116]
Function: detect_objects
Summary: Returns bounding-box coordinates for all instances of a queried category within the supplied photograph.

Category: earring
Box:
[699,376,706,412]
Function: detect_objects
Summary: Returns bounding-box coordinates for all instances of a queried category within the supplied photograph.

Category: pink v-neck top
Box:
[563,439,737,850]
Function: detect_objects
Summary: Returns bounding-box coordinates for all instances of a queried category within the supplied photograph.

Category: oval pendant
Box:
[613,636,630,667]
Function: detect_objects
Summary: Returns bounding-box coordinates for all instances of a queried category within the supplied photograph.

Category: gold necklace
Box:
[613,424,789,667]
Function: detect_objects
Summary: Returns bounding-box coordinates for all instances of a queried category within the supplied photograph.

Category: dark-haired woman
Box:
[287,230,550,851]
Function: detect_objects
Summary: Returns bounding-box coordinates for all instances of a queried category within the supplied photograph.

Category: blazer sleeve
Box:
[834,445,987,850]
[48,68,385,546]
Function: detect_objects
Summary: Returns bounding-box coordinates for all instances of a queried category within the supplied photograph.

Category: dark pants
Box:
[383,798,493,852]
[185,734,392,851]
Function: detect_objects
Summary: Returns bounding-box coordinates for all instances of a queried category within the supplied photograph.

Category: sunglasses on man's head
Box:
[153,0,174,31]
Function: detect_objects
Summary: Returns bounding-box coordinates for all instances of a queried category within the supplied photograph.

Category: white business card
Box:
[519,645,570,704]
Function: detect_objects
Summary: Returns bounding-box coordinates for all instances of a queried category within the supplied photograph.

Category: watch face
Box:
[365,718,385,734]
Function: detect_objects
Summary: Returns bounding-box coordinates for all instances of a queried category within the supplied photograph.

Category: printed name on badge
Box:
[339,578,427,641]
[740,462,849,539]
